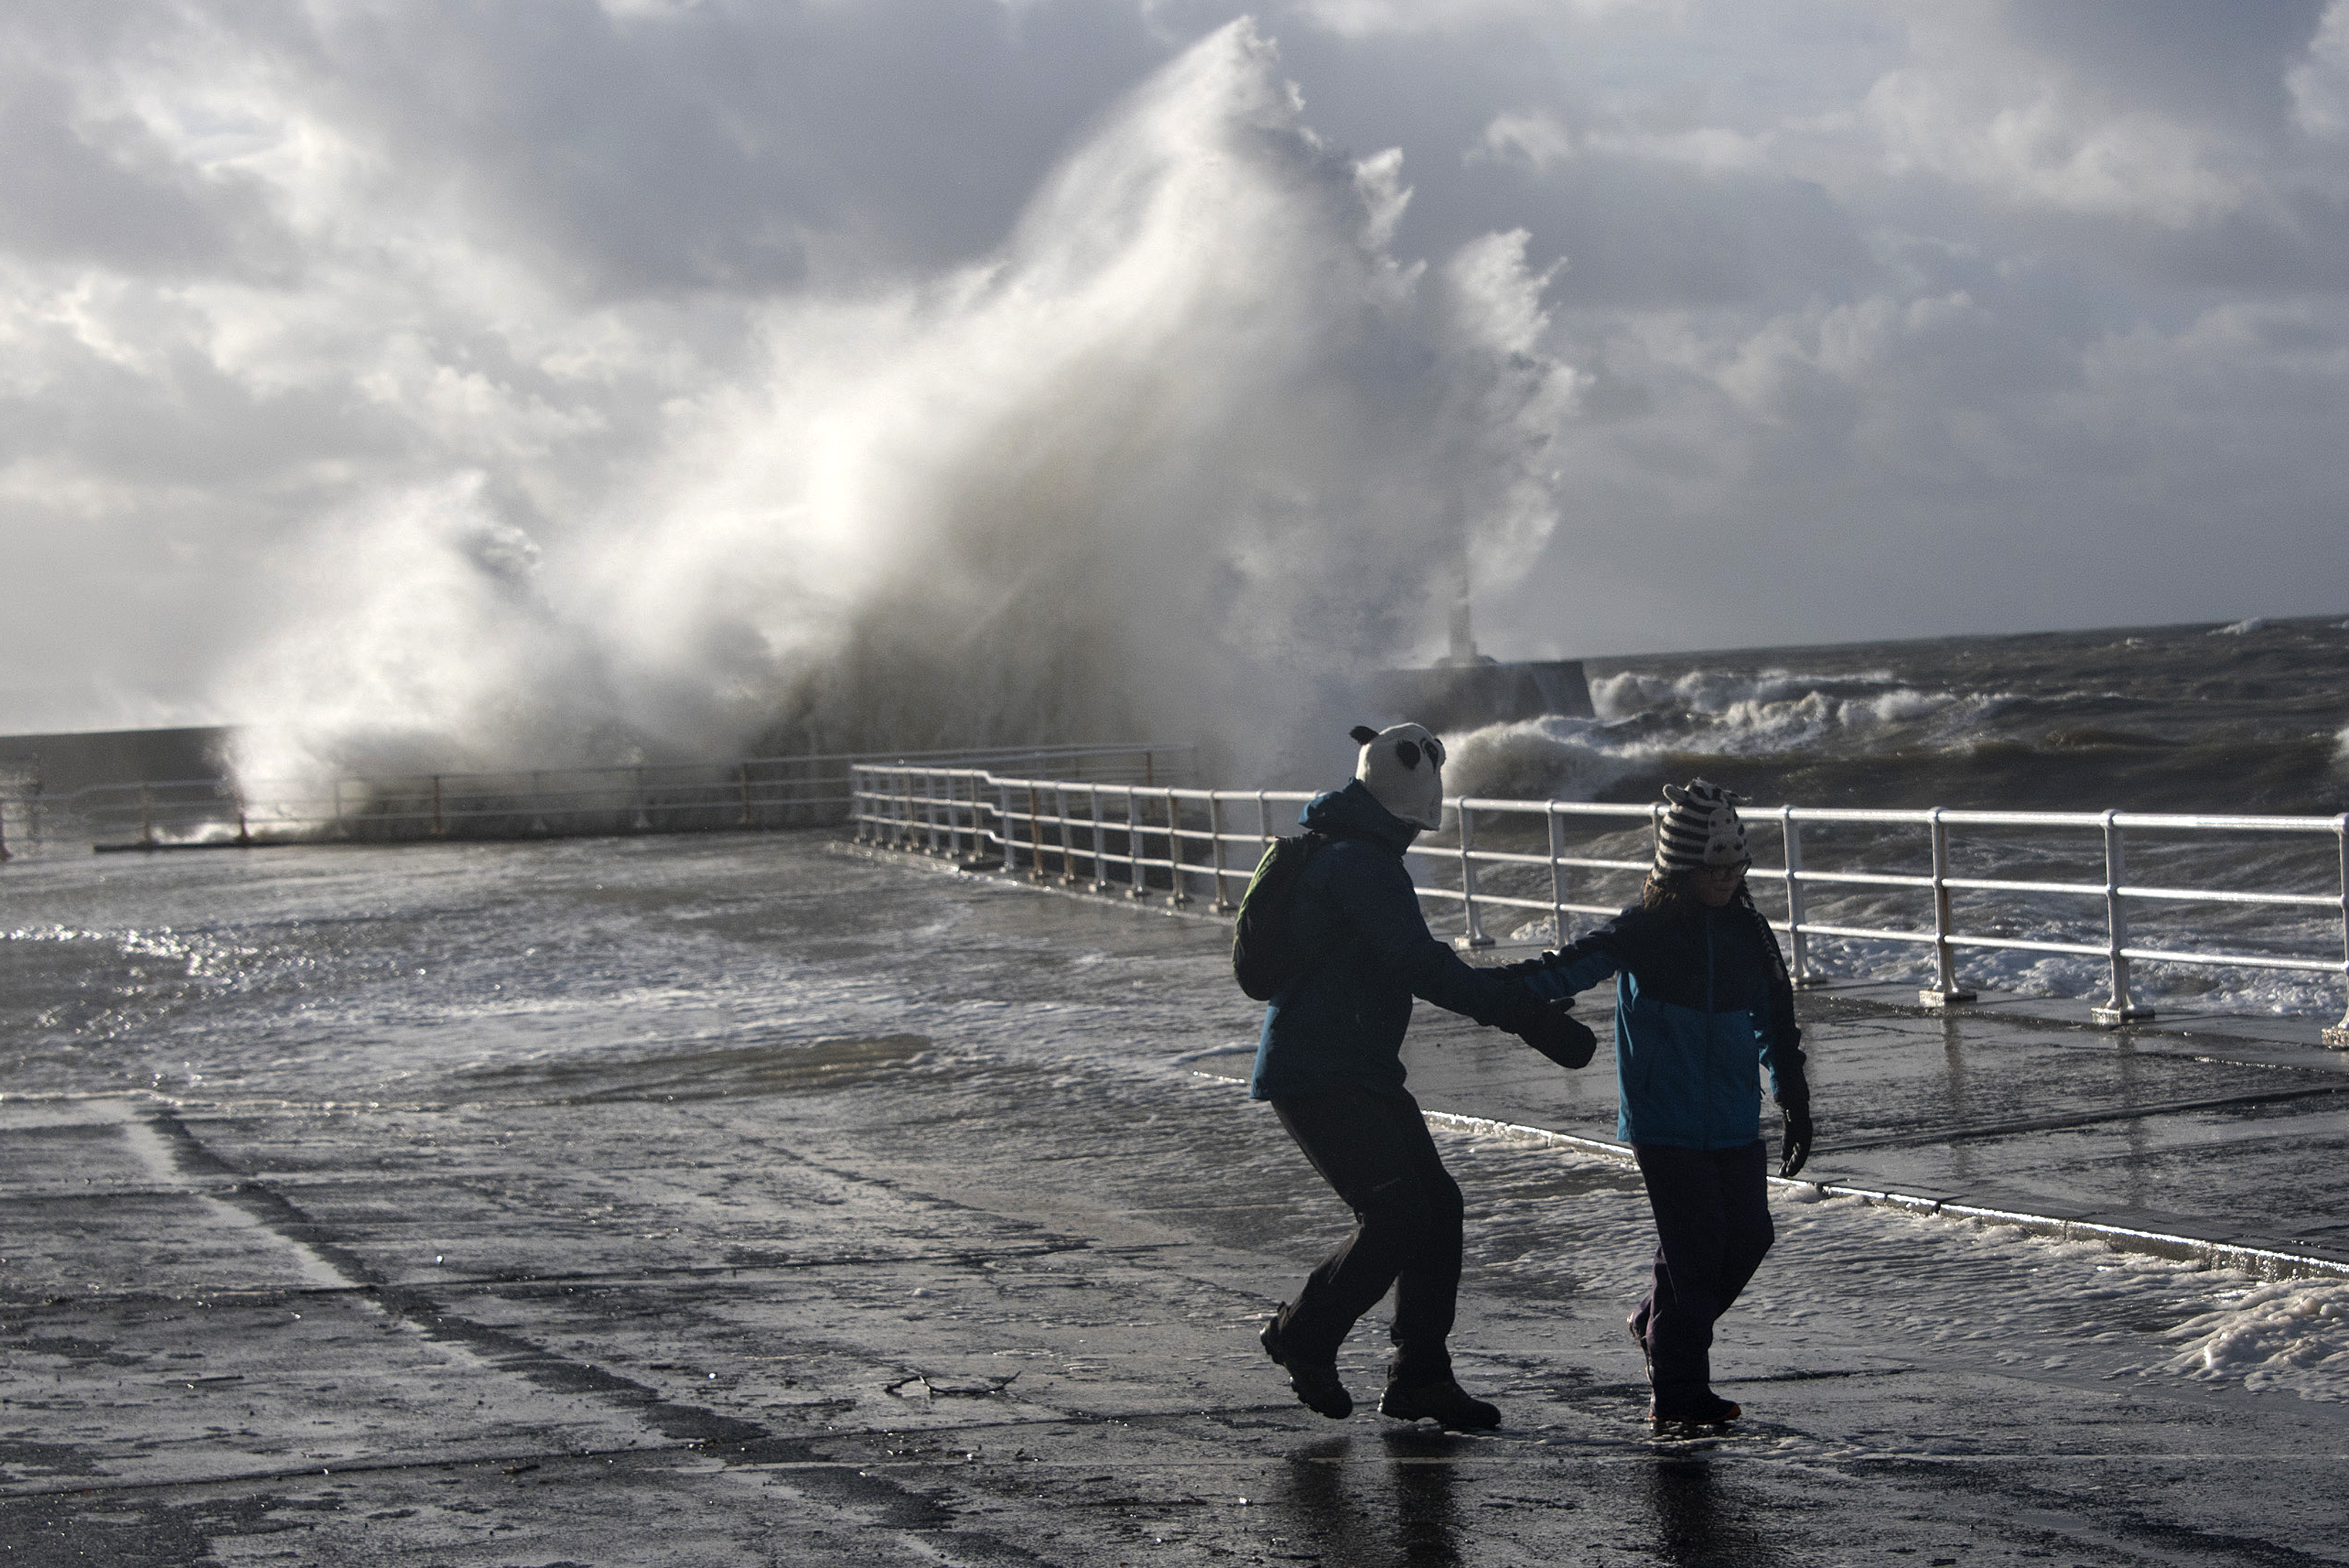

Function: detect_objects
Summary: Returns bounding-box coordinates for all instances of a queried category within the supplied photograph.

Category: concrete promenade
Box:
[4,833,2347,1565]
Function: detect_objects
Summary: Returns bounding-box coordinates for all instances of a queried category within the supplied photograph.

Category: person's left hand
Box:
[1507,996,1597,1070]
[1779,1103,1814,1178]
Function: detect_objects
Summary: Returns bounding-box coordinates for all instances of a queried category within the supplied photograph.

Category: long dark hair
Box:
[1640,870,1791,985]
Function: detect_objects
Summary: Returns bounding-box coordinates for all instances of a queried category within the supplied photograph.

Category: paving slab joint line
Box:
[0,1440,706,1500]
[1416,1109,2349,1285]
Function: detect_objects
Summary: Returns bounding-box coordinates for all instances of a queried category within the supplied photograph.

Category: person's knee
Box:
[1428,1170,1465,1231]
[1358,1175,1448,1244]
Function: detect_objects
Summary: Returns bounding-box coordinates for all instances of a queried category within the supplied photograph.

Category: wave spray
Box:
[219,22,1579,792]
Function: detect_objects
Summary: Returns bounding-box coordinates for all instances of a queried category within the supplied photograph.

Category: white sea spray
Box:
[218,22,1584,790]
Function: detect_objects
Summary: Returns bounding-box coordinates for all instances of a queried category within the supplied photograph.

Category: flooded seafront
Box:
[5,833,2349,1565]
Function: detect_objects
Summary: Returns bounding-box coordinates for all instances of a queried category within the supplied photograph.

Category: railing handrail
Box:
[848,763,2349,1043]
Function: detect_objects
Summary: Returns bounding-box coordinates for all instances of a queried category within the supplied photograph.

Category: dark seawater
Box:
[1451,614,2349,815]
[1443,614,2349,1019]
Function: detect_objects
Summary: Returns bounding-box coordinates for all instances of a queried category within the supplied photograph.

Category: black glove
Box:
[1505,995,1597,1071]
[1779,1102,1813,1178]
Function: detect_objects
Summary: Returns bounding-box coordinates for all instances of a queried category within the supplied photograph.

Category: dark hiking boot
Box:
[1379,1377,1501,1431]
[1648,1392,1741,1428]
[1261,1308,1351,1419]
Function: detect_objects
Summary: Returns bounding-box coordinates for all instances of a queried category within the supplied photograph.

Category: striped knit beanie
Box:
[1653,779,1748,877]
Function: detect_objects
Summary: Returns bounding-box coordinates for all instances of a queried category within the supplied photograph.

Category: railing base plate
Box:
[1919,988,1978,1010]
[2091,1005,2158,1027]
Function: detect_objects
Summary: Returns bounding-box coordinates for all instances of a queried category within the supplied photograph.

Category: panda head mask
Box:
[1349,722,1446,830]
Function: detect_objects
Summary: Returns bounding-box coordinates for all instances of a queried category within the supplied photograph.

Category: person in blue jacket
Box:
[1254,722,1594,1431]
[1503,779,1814,1428]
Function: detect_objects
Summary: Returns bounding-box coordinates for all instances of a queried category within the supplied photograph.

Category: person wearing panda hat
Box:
[1501,779,1813,1428]
[1253,722,1596,1431]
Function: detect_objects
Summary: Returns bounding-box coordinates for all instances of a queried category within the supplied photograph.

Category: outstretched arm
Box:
[1324,850,1522,1025]
[1495,919,1632,1000]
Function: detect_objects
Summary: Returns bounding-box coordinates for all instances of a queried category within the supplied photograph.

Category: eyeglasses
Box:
[1700,861,1751,881]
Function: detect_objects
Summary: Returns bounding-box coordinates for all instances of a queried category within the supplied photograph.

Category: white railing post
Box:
[2327,815,2349,1049]
[1126,788,1148,899]
[1920,807,1976,1008]
[1546,805,1566,948]
[1782,810,1813,987]
[1089,788,1108,893]
[1209,793,1233,911]
[1165,788,1188,906]
[1457,803,1493,948]
[1026,783,1047,882]
[998,781,1015,873]
[1056,783,1077,884]
[2091,812,2155,1026]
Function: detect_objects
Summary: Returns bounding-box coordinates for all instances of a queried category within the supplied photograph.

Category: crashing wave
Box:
[1446,668,1981,800]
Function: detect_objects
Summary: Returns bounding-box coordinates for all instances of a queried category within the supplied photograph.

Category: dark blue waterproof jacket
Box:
[1248,782,1525,1102]
[1505,900,1809,1149]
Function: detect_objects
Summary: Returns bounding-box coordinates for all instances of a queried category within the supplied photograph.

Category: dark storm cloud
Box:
[283,0,1169,294]
[2004,0,2331,130]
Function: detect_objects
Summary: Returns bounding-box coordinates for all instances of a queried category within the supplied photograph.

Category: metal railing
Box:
[0,743,1193,856]
[852,765,2349,1044]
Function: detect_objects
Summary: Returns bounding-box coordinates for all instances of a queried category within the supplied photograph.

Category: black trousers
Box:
[1270,1082,1463,1383]
[1630,1140,1773,1408]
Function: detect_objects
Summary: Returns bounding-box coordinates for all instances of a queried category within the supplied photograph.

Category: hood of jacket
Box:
[1300,779,1421,856]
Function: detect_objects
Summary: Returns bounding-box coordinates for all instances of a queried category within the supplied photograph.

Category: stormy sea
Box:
[1444,613,2349,1021]
[1456,613,2349,816]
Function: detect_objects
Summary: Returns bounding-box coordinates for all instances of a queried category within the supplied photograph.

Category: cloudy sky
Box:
[5,1,2347,762]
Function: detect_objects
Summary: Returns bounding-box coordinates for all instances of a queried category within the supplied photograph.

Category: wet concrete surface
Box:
[4,833,2349,1564]
[1356,971,2349,1272]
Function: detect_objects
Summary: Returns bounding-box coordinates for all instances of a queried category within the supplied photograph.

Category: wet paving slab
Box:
[1343,965,2349,1274]
[5,833,2349,1563]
